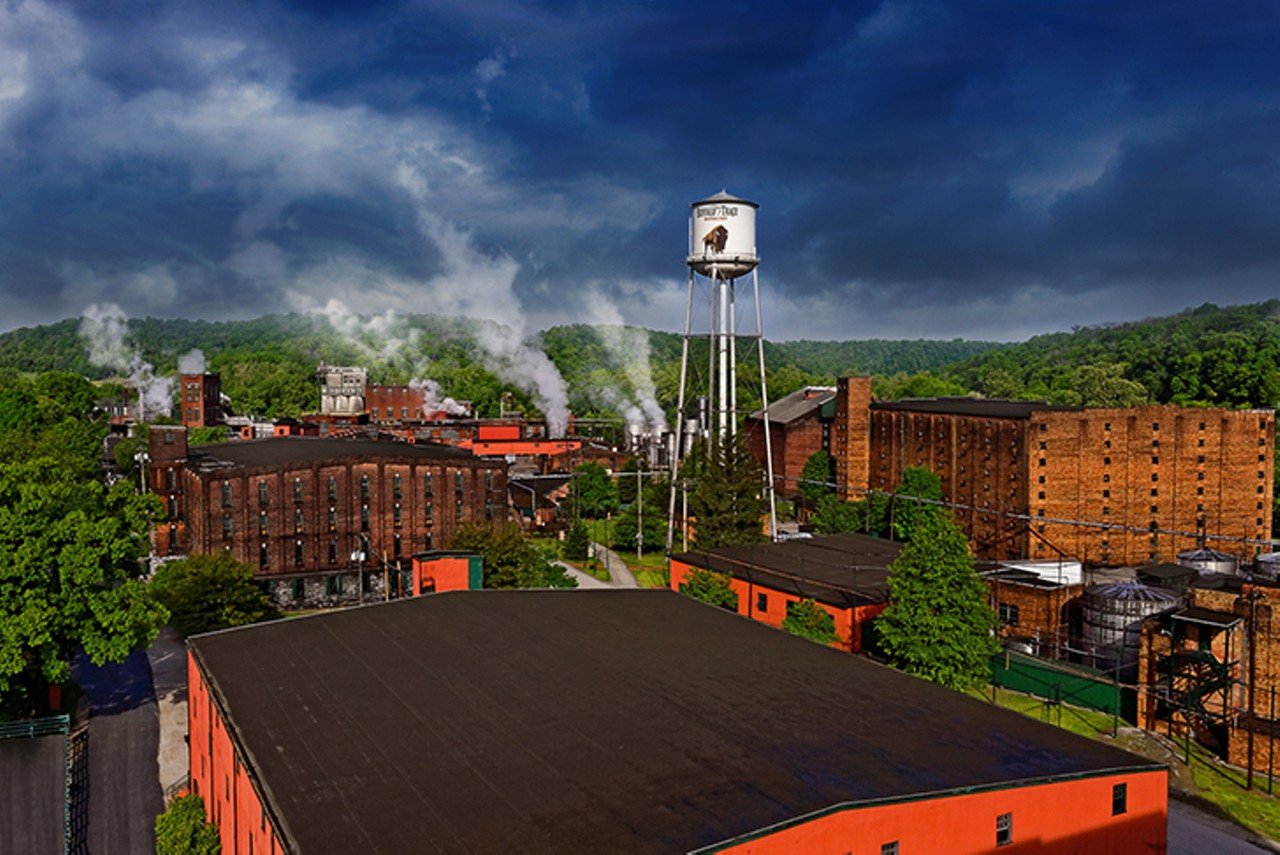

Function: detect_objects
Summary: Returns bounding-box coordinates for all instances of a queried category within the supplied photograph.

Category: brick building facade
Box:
[828,381,1275,564]
[179,373,223,428]
[742,386,835,498]
[148,431,506,606]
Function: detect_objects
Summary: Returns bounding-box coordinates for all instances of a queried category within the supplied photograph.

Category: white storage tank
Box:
[687,191,758,278]
[1177,546,1239,576]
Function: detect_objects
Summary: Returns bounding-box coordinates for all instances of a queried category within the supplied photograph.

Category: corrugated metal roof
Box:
[747,386,837,425]
[872,397,1081,419]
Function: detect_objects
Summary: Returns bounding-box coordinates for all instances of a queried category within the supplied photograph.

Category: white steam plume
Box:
[583,290,666,431]
[79,303,174,422]
[409,378,469,418]
[178,348,206,375]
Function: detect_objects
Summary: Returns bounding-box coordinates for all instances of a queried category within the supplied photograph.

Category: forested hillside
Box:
[0,314,1003,422]
[938,301,1280,409]
[1,301,1275,421]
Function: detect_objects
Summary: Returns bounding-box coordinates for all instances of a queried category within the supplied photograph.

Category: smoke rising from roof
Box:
[178,348,206,375]
[79,303,173,421]
[584,290,666,432]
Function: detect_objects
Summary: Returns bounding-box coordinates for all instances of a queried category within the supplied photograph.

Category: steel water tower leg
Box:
[667,269,696,554]
[753,267,778,540]
[707,271,716,450]
[717,269,729,439]
[729,278,737,437]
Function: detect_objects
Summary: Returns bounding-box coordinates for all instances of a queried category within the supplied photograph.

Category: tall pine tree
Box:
[688,434,765,548]
[875,511,998,690]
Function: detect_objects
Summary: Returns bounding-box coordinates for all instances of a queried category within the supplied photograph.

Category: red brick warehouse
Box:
[148,429,506,606]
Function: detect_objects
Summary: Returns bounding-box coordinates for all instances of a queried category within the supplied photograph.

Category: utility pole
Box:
[637,467,643,561]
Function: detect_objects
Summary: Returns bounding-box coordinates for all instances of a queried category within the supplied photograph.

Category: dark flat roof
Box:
[0,734,66,854]
[673,533,902,607]
[872,397,1081,420]
[1172,607,1241,629]
[186,437,477,473]
[191,591,1159,854]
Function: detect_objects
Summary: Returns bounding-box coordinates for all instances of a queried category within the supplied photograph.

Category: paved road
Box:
[72,649,163,854]
[1169,798,1279,854]
[590,542,639,587]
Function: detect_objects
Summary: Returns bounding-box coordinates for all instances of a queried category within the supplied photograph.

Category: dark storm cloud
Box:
[2,0,1279,340]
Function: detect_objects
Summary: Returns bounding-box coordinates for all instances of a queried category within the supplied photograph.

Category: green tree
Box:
[891,466,944,542]
[616,457,641,505]
[150,554,279,638]
[573,462,618,518]
[679,567,738,610]
[875,512,999,690]
[188,426,228,445]
[0,456,166,718]
[781,599,840,645]
[562,519,590,561]
[811,493,870,535]
[451,522,577,589]
[155,793,220,855]
[688,434,765,548]
[798,450,834,506]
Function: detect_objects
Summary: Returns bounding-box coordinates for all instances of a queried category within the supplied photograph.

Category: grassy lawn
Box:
[633,569,667,588]
[968,686,1280,842]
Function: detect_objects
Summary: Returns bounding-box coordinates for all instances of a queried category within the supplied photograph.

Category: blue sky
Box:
[2,0,1279,341]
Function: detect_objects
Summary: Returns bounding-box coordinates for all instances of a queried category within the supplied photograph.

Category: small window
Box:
[393,534,402,559]
[328,541,337,564]
[1104,422,1111,431]
[292,579,304,601]
[293,478,303,504]
[393,473,402,500]
[424,473,434,496]
[1102,489,1110,499]
[1112,782,1127,815]
[165,469,177,490]
[328,476,338,503]
[1152,422,1160,431]
[456,499,465,520]
[258,511,269,536]
[328,507,337,531]
[757,593,768,613]
[425,502,433,523]
[1197,486,1204,495]
[1103,457,1110,466]
[401,407,409,419]
[259,481,269,506]
[1198,438,1205,447]
[325,575,343,596]
[881,843,899,855]
[394,503,402,528]
[1151,488,1158,497]
[1103,473,1110,483]
[486,471,495,491]
[455,471,465,493]
[1151,456,1159,465]
[259,543,269,569]
[222,514,233,537]
[1198,455,1205,464]
[998,603,1019,626]
[294,509,304,534]
[1151,473,1158,482]
[360,475,370,501]
[164,430,174,445]
[1199,422,1206,431]
[222,482,233,507]
[294,541,303,567]
[361,504,370,531]
[996,812,1013,847]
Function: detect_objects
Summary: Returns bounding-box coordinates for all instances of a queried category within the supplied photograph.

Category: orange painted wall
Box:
[188,651,284,854]
[461,439,582,456]
[669,559,884,652]
[413,554,473,594]
[717,769,1167,854]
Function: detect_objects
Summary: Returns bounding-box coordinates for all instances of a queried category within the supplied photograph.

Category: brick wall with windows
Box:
[175,440,506,604]
[1029,407,1274,566]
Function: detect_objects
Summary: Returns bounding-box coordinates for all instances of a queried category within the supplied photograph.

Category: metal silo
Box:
[1176,546,1239,576]
[1251,552,1280,583]
[1082,582,1181,680]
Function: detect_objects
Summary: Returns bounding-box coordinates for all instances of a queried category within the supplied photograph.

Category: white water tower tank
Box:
[687,191,758,278]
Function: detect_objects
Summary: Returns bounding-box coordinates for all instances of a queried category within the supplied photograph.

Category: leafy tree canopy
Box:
[798,450,834,506]
[875,512,999,690]
[781,599,840,645]
[150,553,279,638]
[155,793,220,855]
[451,522,576,589]
[562,518,590,561]
[573,462,618,518]
[679,567,738,611]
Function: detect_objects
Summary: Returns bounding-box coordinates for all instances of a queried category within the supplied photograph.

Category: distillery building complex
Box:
[148,427,506,605]
[187,590,1167,854]
[826,377,1274,565]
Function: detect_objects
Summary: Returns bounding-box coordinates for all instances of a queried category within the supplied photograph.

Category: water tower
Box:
[666,191,778,549]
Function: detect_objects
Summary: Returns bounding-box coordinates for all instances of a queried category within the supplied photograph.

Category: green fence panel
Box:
[991,652,1123,717]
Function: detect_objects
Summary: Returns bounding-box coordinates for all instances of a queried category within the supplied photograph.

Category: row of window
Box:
[257,534,432,569]
[226,497,493,540]
[223,471,495,508]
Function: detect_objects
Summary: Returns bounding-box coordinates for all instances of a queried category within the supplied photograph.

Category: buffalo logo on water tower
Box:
[701,225,729,254]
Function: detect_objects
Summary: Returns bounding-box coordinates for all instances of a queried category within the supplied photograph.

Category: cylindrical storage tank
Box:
[688,191,758,278]
[1251,552,1280,583]
[1081,582,1180,681]
[1177,547,1239,576]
